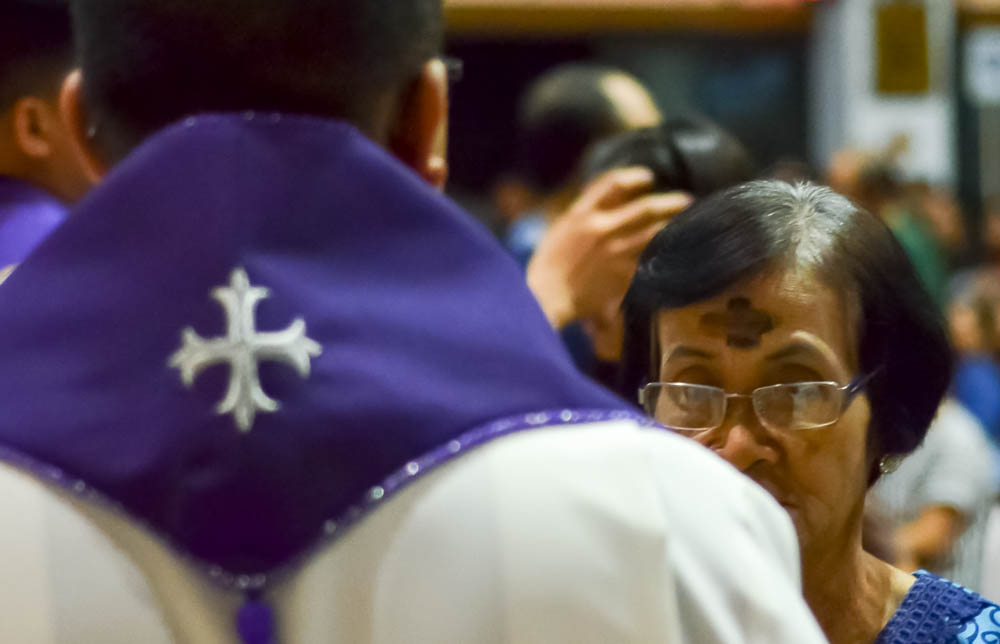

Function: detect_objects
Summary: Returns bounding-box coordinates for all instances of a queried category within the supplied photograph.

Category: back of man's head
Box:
[69,0,443,161]
[0,1,90,203]
[514,64,660,197]
[0,0,73,110]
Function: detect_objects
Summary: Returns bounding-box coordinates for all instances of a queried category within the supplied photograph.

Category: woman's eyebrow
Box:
[764,342,825,363]
[664,346,715,362]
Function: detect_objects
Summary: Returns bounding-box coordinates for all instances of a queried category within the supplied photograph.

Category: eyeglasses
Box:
[638,373,876,433]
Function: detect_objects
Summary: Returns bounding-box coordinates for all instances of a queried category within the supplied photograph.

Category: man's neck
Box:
[801,529,910,644]
[0,168,42,195]
[0,132,30,188]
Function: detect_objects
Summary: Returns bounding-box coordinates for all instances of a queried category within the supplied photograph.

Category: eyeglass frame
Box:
[637,370,880,433]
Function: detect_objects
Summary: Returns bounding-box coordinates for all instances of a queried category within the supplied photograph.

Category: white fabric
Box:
[871,398,998,591]
[0,420,827,643]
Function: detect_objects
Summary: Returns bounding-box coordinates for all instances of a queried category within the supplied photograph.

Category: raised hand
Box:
[527,167,691,332]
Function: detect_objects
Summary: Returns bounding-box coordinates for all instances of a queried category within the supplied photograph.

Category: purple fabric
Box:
[237,599,275,644]
[874,571,997,643]
[0,113,634,578]
[0,176,67,267]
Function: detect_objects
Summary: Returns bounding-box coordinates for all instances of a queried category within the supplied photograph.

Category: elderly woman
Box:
[621,180,999,643]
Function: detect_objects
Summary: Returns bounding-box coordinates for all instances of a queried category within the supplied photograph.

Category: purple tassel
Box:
[237,597,276,644]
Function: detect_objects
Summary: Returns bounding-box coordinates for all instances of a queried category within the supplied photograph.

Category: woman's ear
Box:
[59,69,109,183]
[388,59,449,190]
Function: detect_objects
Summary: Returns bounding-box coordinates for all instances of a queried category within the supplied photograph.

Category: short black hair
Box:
[622,180,953,482]
[581,117,756,198]
[514,64,646,194]
[0,0,74,109]
[70,0,443,159]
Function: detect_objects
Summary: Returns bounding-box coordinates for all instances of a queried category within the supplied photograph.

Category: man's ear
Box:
[389,59,449,190]
[59,69,108,183]
[12,97,56,159]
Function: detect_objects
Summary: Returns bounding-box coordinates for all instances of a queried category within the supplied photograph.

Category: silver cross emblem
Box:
[169,267,322,432]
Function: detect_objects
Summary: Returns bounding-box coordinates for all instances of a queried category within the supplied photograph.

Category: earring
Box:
[879,454,903,475]
[86,124,98,140]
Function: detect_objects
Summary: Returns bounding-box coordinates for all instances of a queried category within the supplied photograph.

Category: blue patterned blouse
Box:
[875,571,1000,643]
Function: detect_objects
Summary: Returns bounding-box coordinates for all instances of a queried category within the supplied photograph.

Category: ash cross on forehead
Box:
[169,268,322,432]
[699,297,775,349]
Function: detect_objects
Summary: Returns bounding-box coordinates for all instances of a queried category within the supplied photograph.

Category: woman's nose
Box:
[705,417,780,473]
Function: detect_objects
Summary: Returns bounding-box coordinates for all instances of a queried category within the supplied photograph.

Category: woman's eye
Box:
[668,366,717,388]
[668,385,711,410]
[679,388,705,406]
[794,384,822,400]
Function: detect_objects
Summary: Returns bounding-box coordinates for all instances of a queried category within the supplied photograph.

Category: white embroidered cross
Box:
[169,267,322,432]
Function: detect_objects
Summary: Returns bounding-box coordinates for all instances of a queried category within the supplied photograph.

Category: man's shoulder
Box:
[321,418,815,643]
[412,419,791,541]
[467,419,772,497]
[301,419,806,643]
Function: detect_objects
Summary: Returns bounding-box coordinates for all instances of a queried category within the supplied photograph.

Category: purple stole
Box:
[0,114,648,642]
[0,176,67,268]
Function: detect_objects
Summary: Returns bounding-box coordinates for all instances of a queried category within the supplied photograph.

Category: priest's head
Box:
[62,0,447,187]
[0,0,91,202]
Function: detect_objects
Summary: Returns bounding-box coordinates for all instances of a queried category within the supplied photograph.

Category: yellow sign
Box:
[876,1,930,94]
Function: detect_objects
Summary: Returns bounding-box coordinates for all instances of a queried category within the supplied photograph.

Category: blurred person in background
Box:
[981,194,1000,267]
[0,0,89,283]
[509,64,689,376]
[827,146,868,200]
[949,276,1000,448]
[622,180,999,642]
[582,117,756,220]
[857,162,949,309]
[535,116,755,387]
[497,63,662,266]
[829,145,950,309]
[907,182,967,262]
[869,396,996,591]
[765,156,817,184]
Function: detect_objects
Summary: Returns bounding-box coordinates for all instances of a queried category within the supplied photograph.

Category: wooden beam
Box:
[962,11,1000,29]
[445,1,814,36]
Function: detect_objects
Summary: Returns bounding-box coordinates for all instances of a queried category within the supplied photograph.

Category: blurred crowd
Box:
[830,141,1000,597]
